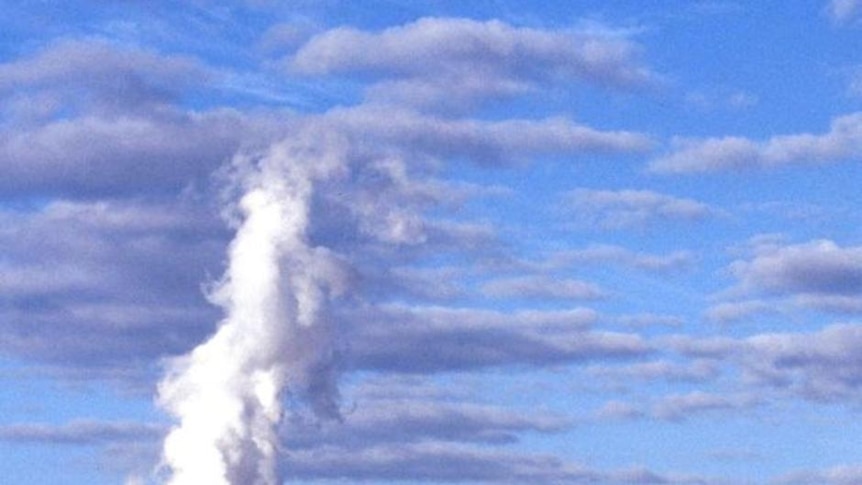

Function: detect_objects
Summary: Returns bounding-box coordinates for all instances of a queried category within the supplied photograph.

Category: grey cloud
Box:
[651,391,758,421]
[290,17,656,107]
[742,323,862,401]
[684,89,758,112]
[328,106,653,165]
[480,275,605,301]
[0,39,208,121]
[553,244,696,272]
[0,199,225,372]
[564,188,714,229]
[850,67,862,97]
[2,82,648,200]
[588,359,720,384]
[0,38,294,199]
[650,112,862,173]
[0,420,163,445]
[0,109,281,198]
[728,240,862,305]
[595,400,645,420]
[793,294,862,313]
[283,399,568,449]
[372,266,471,301]
[774,465,862,484]
[281,442,600,483]
[703,300,780,324]
[346,305,648,373]
[282,441,705,484]
[616,313,685,328]
[661,335,738,359]
[660,323,862,403]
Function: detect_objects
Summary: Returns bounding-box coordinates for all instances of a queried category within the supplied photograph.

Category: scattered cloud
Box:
[3,4,860,484]
[650,112,862,173]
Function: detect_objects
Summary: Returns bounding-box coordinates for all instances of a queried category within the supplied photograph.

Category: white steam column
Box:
[157,131,350,485]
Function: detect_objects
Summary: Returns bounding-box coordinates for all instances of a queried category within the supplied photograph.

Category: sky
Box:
[2,0,862,483]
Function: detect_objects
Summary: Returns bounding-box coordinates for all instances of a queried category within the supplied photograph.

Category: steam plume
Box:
[157,129,356,485]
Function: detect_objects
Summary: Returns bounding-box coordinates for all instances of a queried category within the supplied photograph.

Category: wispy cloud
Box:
[0,420,164,445]
[480,275,605,300]
[827,0,862,24]
[563,188,715,229]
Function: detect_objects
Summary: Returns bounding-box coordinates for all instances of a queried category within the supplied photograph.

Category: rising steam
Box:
[156,128,373,485]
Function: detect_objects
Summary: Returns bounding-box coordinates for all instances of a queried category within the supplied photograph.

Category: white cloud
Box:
[650,112,862,173]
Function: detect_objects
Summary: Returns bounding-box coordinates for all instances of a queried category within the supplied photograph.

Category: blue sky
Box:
[2,1,862,484]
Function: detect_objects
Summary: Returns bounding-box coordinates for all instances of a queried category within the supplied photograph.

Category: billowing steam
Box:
[156,126,419,484]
